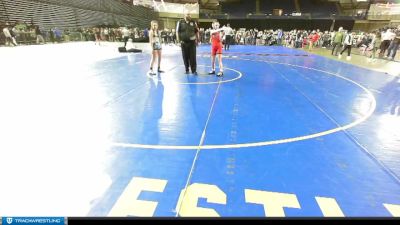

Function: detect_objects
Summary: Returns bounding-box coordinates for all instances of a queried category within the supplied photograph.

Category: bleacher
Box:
[1,0,157,29]
[36,0,104,12]
[3,0,78,29]
[0,0,8,22]
[300,0,337,17]
[35,0,151,20]
[218,0,337,19]
[74,8,113,28]
[221,0,256,18]
[260,0,296,15]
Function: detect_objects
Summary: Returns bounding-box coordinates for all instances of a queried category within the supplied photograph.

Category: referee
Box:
[176,12,199,75]
[224,23,233,50]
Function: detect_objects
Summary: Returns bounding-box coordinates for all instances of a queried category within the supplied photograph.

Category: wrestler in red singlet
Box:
[211,30,223,56]
[209,21,224,76]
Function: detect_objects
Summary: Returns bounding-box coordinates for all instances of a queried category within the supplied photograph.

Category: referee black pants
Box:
[181,40,197,73]
[225,35,232,50]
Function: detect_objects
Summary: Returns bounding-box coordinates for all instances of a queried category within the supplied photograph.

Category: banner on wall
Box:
[369,3,400,16]
[133,0,199,15]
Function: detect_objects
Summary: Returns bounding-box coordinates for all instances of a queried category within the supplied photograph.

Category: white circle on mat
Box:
[146,65,243,85]
[115,58,377,150]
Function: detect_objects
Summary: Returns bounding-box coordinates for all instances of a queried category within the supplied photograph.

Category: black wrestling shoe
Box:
[158,68,164,73]
[208,70,216,75]
[192,71,198,75]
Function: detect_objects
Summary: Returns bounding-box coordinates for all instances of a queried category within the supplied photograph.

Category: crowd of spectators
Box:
[198,25,400,61]
[2,20,399,62]
[0,20,153,46]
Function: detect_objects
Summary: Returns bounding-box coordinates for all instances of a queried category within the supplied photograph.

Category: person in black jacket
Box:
[176,12,199,75]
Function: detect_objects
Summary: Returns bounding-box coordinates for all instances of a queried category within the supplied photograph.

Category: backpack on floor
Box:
[118,47,142,53]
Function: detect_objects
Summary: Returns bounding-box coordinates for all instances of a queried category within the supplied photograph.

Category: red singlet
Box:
[211,31,223,56]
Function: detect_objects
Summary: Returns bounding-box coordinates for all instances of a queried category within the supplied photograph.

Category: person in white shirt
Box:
[385,27,399,60]
[339,30,354,61]
[121,26,130,48]
[380,28,395,56]
[103,28,109,41]
[223,24,233,50]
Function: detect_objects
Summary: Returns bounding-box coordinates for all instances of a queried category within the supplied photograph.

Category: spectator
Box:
[386,27,399,60]
[35,24,45,44]
[339,30,354,61]
[368,31,382,61]
[380,28,395,57]
[121,26,130,47]
[3,23,17,46]
[331,27,344,56]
